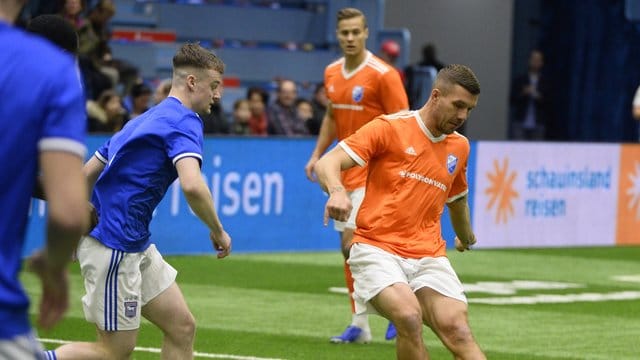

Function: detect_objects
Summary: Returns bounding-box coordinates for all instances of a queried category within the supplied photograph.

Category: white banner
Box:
[472,142,620,248]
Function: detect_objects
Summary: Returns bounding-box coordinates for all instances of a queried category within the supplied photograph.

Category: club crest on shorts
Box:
[124,300,138,318]
[447,154,458,174]
[352,86,364,102]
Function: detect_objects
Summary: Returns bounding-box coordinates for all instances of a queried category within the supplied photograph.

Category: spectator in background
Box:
[87,89,128,133]
[129,82,152,119]
[405,43,445,109]
[633,85,640,141]
[296,98,315,135]
[379,39,405,83]
[230,99,252,135]
[304,7,409,344]
[247,86,269,136]
[308,83,328,136]
[509,49,548,140]
[154,78,172,105]
[202,99,230,134]
[267,79,309,136]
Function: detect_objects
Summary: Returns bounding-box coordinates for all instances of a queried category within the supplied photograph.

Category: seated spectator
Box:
[87,89,128,133]
[230,99,252,135]
[308,82,327,135]
[202,102,230,134]
[247,86,269,136]
[296,98,315,135]
[129,82,152,119]
[267,79,309,136]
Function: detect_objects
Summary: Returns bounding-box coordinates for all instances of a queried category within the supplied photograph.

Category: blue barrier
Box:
[24,136,474,256]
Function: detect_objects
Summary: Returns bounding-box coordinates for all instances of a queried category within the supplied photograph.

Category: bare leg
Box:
[53,327,138,360]
[142,282,196,359]
[370,283,428,360]
[416,287,485,359]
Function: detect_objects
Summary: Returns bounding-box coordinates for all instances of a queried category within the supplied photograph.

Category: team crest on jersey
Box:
[124,300,138,318]
[352,86,364,102]
[447,154,458,174]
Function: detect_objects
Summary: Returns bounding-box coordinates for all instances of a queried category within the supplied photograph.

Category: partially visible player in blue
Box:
[46,43,232,360]
[0,1,89,359]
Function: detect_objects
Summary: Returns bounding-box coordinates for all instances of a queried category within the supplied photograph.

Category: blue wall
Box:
[24,136,473,256]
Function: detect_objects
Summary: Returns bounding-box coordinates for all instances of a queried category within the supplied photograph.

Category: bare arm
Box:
[314,145,358,225]
[83,155,106,197]
[36,151,89,329]
[305,102,337,181]
[176,157,231,258]
[447,195,476,252]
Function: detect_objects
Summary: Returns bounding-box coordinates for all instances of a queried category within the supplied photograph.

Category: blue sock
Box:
[43,350,57,360]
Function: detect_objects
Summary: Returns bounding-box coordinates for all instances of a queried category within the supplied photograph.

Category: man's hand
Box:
[27,251,70,330]
[455,235,476,252]
[323,186,352,226]
[304,155,320,182]
[210,229,231,259]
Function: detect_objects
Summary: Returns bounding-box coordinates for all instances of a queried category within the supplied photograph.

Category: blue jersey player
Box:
[47,43,232,360]
[0,1,89,358]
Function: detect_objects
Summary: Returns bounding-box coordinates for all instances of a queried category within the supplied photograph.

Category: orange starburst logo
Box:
[626,161,640,221]
[485,158,519,224]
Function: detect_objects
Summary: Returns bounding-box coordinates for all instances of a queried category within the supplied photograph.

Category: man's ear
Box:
[186,74,196,91]
[430,88,441,102]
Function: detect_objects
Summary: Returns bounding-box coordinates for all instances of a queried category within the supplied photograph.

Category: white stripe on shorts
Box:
[104,249,124,331]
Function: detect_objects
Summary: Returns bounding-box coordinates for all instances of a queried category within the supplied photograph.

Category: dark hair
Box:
[97,89,120,108]
[233,99,249,111]
[435,64,481,95]
[27,14,79,55]
[336,7,367,28]
[131,83,152,98]
[173,43,225,74]
[246,86,269,104]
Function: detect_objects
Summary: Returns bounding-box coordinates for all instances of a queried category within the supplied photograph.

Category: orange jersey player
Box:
[324,51,408,192]
[304,7,408,344]
[315,64,485,359]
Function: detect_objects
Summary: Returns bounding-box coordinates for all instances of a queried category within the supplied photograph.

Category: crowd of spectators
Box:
[18,0,333,137]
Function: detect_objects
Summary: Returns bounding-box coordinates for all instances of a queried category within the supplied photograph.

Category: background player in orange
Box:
[314,64,485,359]
[304,7,409,343]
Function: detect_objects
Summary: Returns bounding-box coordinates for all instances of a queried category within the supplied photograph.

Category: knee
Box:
[436,315,475,347]
[391,309,423,337]
[169,311,196,343]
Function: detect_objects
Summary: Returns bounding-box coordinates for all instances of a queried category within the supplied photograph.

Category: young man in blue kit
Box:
[45,43,232,360]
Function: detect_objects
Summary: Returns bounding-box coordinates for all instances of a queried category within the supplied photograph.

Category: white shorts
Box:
[348,243,467,314]
[333,187,365,231]
[77,236,177,331]
[0,332,43,360]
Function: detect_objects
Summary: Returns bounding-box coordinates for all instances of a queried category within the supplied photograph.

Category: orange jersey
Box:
[339,111,470,259]
[325,51,408,191]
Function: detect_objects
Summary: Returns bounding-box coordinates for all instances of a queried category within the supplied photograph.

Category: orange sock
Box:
[344,261,356,313]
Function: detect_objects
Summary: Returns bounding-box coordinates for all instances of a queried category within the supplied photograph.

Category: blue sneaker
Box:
[330,325,372,344]
[385,321,397,340]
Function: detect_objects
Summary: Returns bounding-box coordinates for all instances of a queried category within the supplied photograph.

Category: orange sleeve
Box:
[340,118,390,166]
[379,70,409,113]
[447,146,470,202]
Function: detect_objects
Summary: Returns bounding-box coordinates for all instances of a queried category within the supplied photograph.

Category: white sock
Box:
[351,313,369,330]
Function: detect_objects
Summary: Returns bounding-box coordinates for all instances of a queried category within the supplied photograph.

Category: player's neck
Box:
[344,51,367,72]
[419,108,443,138]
